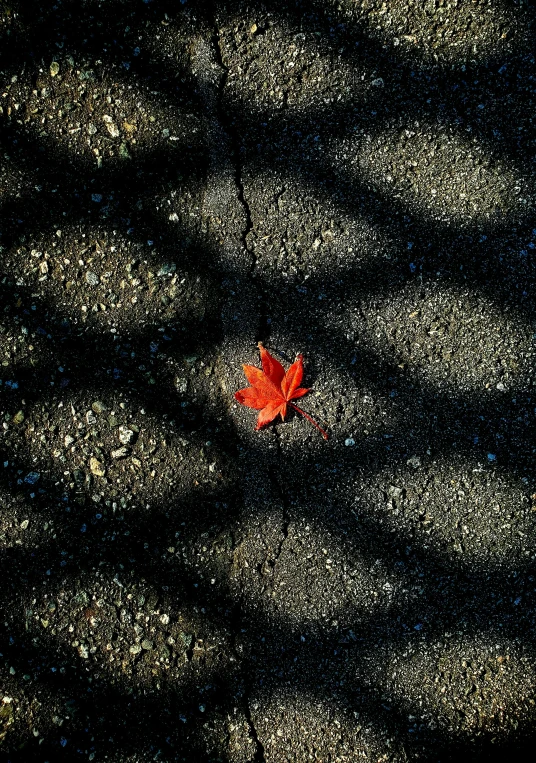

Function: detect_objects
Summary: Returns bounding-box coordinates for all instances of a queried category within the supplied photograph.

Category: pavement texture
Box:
[1,0,536,761]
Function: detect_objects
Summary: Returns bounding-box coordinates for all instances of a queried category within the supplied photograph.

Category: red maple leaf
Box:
[235,343,328,440]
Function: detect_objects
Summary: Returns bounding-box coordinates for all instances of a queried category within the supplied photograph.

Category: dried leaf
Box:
[235,343,328,439]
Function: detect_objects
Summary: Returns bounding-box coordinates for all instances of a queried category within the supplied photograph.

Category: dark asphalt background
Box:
[1,1,536,761]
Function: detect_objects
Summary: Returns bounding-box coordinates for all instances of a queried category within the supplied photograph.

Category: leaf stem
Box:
[289,403,329,440]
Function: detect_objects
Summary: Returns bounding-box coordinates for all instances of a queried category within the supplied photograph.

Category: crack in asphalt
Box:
[210,14,270,345]
[227,574,267,761]
[268,452,291,571]
[196,13,268,760]
[244,698,267,763]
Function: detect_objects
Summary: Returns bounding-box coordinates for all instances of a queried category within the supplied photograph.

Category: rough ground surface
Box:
[1,1,536,761]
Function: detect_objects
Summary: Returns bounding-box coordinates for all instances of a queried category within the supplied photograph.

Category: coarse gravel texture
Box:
[1,1,536,762]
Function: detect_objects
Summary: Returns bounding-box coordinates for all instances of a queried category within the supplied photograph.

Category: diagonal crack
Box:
[210,14,270,345]
[192,14,269,761]
[244,696,267,763]
[210,24,254,249]
[227,601,266,763]
[268,441,290,569]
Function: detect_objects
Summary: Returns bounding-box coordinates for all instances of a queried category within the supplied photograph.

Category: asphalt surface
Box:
[1,1,536,761]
